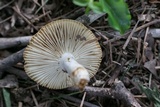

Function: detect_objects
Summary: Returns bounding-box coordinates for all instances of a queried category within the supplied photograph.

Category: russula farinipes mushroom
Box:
[24,19,102,89]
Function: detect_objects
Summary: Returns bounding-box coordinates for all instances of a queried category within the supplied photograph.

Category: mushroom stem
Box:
[60,53,90,89]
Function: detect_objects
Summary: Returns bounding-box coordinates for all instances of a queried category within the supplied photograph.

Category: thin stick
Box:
[80,92,86,107]
[123,19,160,37]
[155,66,160,69]
[109,41,113,63]
[123,5,147,50]
[142,27,149,62]
[0,16,12,24]
[135,19,160,32]
[12,4,37,31]
[0,0,14,10]
[30,89,39,107]
[136,38,142,63]
[18,102,23,107]
[123,20,140,50]
[68,80,141,107]
[31,11,51,23]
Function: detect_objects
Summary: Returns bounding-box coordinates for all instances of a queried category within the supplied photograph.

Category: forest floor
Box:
[0,0,160,107]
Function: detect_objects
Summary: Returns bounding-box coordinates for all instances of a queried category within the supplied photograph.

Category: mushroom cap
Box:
[23,19,102,89]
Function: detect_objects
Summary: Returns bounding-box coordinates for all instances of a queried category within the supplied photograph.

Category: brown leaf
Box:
[0,75,18,88]
[144,59,157,77]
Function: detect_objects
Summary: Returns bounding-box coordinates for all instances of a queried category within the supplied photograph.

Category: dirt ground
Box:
[0,0,160,107]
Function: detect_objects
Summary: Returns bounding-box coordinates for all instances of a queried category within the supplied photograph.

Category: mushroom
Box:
[23,19,102,89]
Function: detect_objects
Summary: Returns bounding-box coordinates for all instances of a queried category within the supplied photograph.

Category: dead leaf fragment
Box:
[138,14,152,22]
[0,75,18,88]
[144,59,157,77]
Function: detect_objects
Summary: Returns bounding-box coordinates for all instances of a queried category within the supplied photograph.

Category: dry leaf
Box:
[0,75,18,88]
[144,59,157,77]
[138,14,152,22]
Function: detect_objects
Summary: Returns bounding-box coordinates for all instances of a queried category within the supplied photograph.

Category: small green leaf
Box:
[85,6,91,14]
[2,88,11,107]
[72,0,131,34]
[155,102,160,107]
[100,0,131,34]
[73,0,90,7]
[139,84,160,106]
[88,2,104,13]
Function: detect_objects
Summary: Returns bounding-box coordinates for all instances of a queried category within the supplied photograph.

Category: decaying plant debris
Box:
[0,0,160,107]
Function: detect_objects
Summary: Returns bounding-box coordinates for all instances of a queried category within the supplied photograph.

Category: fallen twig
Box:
[0,0,14,10]
[12,4,38,31]
[80,92,86,107]
[142,27,149,62]
[5,67,29,80]
[135,19,160,33]
[0,16,12,24]
[0,49,24,77]
[0,36,31,49]
[67,80,141,107]
[123,19,160,38]
[123,20,140,50]
[30,89,39,106]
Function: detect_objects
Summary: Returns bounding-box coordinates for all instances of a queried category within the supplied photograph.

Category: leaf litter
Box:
[0,0,160,107]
